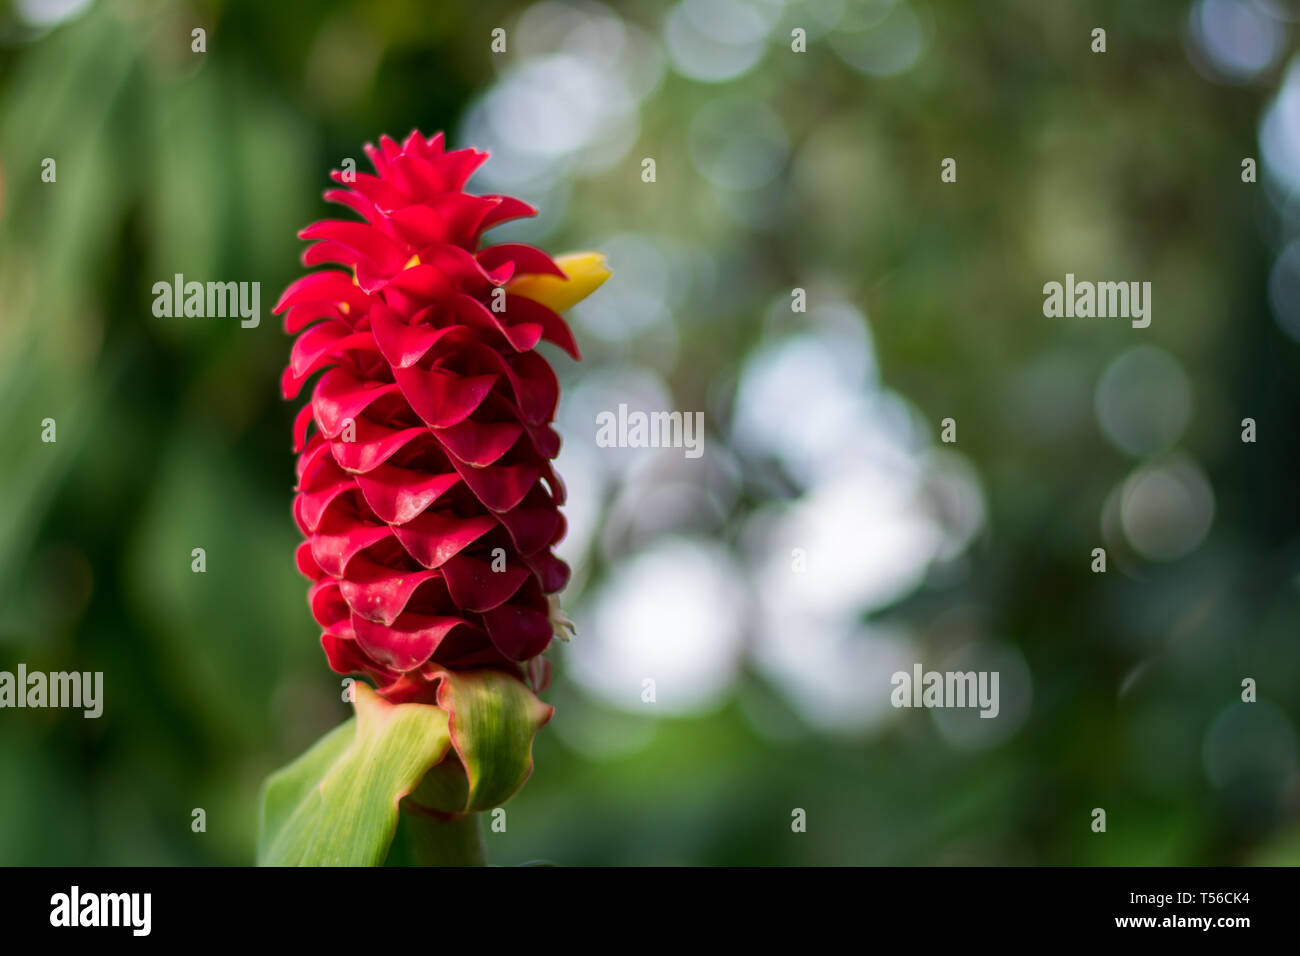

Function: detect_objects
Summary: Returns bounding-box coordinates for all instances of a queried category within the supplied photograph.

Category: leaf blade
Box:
[257,684,452,866]
[433,667,553,813]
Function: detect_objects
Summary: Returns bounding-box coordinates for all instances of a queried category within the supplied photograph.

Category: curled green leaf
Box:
[409,666,554,814]
[257,683,451,866]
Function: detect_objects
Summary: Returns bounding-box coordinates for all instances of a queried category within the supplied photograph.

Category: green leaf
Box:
[257,684,452,866]
[410,667,554,814]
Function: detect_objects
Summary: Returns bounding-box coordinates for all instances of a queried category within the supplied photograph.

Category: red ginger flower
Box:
[275,130,606,703]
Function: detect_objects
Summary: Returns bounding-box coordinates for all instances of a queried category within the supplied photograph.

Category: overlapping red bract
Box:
[276,130,577,700]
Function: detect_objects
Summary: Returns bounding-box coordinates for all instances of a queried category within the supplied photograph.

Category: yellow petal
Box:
[506,251,611,313]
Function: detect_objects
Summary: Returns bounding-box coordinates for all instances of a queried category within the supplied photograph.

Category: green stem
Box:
[386,803,486,866]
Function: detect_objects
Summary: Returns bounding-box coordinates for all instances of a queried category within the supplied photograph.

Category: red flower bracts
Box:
[275,130,606,702]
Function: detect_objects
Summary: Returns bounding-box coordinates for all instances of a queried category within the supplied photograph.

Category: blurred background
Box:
[1,0,1298,866]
